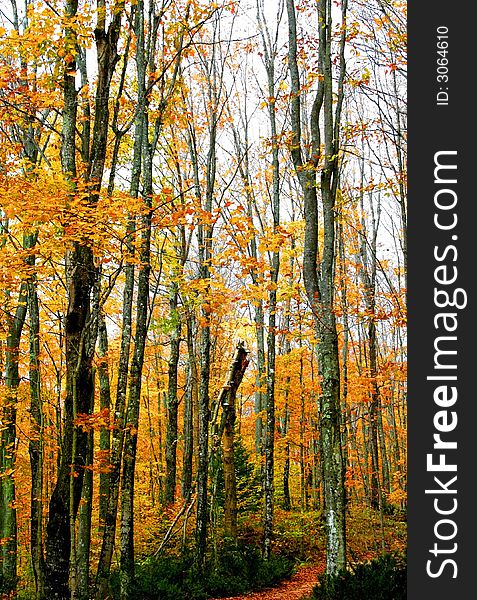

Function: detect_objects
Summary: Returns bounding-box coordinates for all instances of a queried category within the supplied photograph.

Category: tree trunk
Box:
[286,0,348,575]
[257,6,281,558]
[119,189,151,600]
[196,311,210,568]
[182,316,196,500]
[27,252,46,599]
[119,16,152,590]
[43,1,124,595]
[281,251,294,512]
[358,189,382,511]
[229,108,265,456]
[1,281,28,590]
[220,344,249,540]
[222,415,237,540]
[299,349,307,511]
[97,315,111,529]
[45,43,95,585]
[192,60,218,572]
[75,280,102,599]
[338,222,350,480]
[95,224,135,599]
[44,246,95,599]
[378,402,390,497]
[165,282,181,505]
[76,430,93,599]
[254,302,266,454]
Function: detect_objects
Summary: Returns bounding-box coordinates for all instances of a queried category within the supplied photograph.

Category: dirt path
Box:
[216,563,323,600]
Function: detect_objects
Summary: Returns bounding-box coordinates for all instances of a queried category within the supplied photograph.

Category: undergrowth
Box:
[109,542,295,599]
[311,552,406,600]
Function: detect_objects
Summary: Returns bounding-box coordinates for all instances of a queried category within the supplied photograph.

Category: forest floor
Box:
[217,560,324,600]
[215,505,407,600]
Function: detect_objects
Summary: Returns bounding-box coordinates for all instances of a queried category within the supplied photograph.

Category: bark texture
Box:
[286,0,348,575]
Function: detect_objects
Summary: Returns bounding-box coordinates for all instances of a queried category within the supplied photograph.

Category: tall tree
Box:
[186,11,231,567]
[165,279,181,505]
[257,0,283,560]
[118,1,151,594]
[286,0,348,574]
[27,235,45,599]
[119,0,192,592]
[1,264,28,590]
[0,1,43,590]
[43,0,125,595]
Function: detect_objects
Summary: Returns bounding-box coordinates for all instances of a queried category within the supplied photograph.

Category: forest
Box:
[0,0,406,598]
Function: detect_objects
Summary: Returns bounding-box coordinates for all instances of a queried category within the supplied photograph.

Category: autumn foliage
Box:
[0,0,406,598]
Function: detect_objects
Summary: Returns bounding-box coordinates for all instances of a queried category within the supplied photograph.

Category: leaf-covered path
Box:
[217,563,323,600]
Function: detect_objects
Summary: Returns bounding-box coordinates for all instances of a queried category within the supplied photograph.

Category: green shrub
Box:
[109,543,295,599]
[214,436,261,514]
[312,553,406,600]
[0,574,17,597]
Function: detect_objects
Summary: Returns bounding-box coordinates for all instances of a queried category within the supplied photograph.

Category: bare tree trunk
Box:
[119,172,151,599]
[1,280,28,590]
[43,1,124,595]
[378,403,390,497]
[361,410,371,506]
[97,315,111,529]
[182,315,196,499]
[299,349,308,511]
[338,222,350,479]
[165,282,181,505]
[75,280,102,599]
[222,404,237,540]
[358,189,382,512]
[280,305,292,512]
[230,110,265,455]
[119,4,151,589]
[190,39,219,569]
[76,429,93,599]
[254,302,266,453]
[257,3,281,559]
[45,5,90,586]
[286,0,348,575]
[196,305,211,569]
[27,244,46,599]
[95,223,135,599]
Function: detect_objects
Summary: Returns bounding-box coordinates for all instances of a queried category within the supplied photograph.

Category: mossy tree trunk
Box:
[221,344,249,541]
[286,0,348,575]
